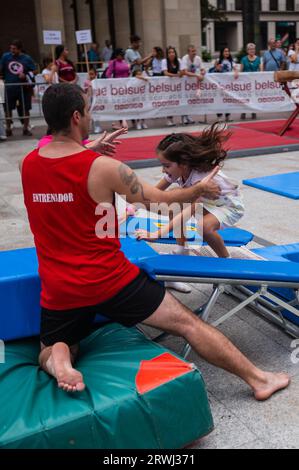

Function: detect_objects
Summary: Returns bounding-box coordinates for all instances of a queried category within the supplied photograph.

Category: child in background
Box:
[0,80,7,141]
[136,124,244,292]
[84,68,102,134]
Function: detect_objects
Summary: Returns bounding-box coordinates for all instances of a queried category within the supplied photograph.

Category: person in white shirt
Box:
[288,38,299,72]
[41,59,59,85]
[181,45,206,125]
[145,47,164,76]
[125,35,153,74]
[101,40,113,64]
[161,46,184,127]
[125,35,152,130]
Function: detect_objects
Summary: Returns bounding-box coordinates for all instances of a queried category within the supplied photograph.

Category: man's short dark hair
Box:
[11,39,23,50]
[130,35,141,43]
[42,84,86,134]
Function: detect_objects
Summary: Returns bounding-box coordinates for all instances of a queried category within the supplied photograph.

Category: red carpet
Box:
[114,124,299,163]
[234,119,299,139]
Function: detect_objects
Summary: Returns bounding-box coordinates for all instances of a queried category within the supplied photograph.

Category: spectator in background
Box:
[84,67,102,134]
[213,47,237,122]
[288,38,299,72]
[275,39,287,60]
[240,43,261,120]
[162,46,184,127]
[145,47,164,76]
[87,43,101,66]
[106,48,130,78]
[0,39,36,136]
[42,58,59,85]
[125,35,153,74]
[287,43,295,69]
[262,38,286,72]
[181,45,206,125]
[55,45,78,84]
[107,49,129,130]
[101,40,113,64]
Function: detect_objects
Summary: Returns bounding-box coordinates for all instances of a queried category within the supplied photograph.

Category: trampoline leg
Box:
[182,286,224,358]
[279,105,299,136]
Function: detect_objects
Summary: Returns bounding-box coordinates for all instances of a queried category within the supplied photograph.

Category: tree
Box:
[200,0,227,30]
[242,0,261,52]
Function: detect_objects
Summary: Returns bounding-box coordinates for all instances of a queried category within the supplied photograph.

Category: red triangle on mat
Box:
[136,352,193,394]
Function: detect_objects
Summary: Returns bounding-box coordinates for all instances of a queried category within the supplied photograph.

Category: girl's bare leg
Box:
[202,211,230,258]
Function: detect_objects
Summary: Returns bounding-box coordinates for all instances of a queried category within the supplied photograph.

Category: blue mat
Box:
[243,172,299,200]
[0,239,157,341]
[121,217,253,247]
[252,243,299,326]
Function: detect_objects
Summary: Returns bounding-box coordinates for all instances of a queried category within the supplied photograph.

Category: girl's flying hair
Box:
[156,123,231,172]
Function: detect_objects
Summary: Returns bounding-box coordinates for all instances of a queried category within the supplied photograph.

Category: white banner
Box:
[43,30,62,45]
[76,30,92,45]
[91,72,295,121]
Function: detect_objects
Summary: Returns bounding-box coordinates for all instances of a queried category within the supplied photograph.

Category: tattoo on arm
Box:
[119,164,150,202]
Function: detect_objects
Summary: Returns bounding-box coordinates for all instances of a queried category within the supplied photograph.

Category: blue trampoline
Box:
[120,216,254,246]
[243,172,299,200]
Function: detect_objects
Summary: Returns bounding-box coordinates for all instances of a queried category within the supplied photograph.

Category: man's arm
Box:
[26,55,37,73]
[136,202,196,241]
[88,157,220,207]
[131,53,153,66]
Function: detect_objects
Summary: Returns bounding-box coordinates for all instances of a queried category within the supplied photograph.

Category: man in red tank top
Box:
[20,83,289,400]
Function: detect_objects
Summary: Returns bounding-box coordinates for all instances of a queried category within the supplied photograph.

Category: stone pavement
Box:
[0,119,298,449]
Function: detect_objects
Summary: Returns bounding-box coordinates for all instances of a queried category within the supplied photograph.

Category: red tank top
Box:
[22,148,139,310]
[56,59,76,82]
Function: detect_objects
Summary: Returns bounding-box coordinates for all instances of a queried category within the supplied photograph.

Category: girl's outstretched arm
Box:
[136,202,197,241]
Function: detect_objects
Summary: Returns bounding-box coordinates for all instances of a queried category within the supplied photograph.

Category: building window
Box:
[269,0,278,10]
[260,22,268,49]
[217,0,226,10]
[286,0,295,10]
[276,22,296,45]
[235,0,261,11]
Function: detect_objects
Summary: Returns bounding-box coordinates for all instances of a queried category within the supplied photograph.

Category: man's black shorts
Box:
[5,85,32,112]
[40,269,166,347]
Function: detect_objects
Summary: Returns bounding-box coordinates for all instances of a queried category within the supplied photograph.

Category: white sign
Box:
[76,30,92,45]
[91,73,295,121]
[43,30,62,45]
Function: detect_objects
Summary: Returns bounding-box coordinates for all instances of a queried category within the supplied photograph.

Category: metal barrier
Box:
[0,73,89,124]
[0,82,46,122]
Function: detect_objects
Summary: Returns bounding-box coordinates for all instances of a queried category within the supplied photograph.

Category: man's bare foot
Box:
[253,372,290,401]
[47,342,85,393]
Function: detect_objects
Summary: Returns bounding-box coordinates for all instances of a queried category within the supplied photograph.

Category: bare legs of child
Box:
[202,209,230,258]
[167,210,229,293]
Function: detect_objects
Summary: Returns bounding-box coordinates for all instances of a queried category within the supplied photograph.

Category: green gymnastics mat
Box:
[0,324,213,449]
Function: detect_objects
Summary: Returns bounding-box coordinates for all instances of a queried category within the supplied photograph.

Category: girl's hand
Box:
[199,167,221,200]
[87,128,128,156]
[135,229,160,241]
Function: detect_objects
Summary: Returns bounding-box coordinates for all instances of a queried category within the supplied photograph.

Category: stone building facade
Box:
[0,0,202,65]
